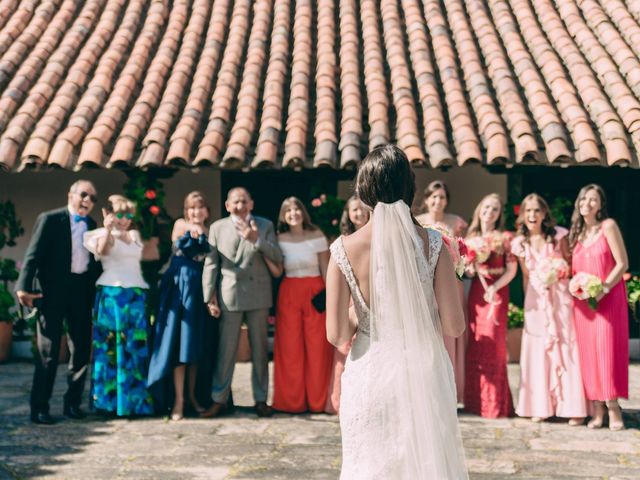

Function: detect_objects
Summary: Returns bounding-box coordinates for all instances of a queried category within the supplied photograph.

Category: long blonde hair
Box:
[467,193,504,237]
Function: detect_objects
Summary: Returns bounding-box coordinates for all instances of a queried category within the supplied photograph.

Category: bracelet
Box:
[602,285,610,295]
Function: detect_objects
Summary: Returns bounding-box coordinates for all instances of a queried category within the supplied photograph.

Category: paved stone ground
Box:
[0,361,639,479]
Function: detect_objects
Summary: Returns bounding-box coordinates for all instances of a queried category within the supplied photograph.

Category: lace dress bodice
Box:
[329,228,442,337]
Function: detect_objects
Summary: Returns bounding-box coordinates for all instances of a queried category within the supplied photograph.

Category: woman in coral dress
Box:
[416,180,468,403]
[570,184,628,430]
[464,193,516,418]
[325,195,370,414]
[511,194,586,424]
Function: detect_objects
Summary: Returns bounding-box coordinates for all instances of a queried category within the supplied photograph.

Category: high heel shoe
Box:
[531,417,546,423]
[587,401,605,429]
[606,400,625,431]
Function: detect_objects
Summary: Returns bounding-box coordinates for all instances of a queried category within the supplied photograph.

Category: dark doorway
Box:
[221,168,355,223]
[506,165,640,271]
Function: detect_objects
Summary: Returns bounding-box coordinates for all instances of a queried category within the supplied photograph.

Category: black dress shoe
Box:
[255,402,273,418]
[31,412,55,425]
[63,405,86,420]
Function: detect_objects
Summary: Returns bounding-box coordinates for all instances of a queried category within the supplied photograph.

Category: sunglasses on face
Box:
[115,212,134,220]
[78,191,98,203]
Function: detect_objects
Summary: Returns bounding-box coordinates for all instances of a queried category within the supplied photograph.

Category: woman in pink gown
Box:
[511,194,586,425]
[464,194,516,418]
[325,195,370,414]
[570,184,628,431]
[416,180,468,403]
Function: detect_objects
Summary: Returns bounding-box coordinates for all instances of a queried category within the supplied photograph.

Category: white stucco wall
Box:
[338,163,508,221]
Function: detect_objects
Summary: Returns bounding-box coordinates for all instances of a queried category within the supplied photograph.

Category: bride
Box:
[326,144,468,479]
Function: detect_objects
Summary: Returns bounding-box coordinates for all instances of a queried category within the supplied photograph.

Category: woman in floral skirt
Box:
[84,195,153,416]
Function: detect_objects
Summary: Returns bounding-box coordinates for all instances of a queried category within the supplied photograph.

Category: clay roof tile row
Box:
[0,0,639,171]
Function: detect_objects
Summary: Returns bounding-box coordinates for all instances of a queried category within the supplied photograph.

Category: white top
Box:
[68,207,90,274]
[279,236,329,278]
[83,228,149,288]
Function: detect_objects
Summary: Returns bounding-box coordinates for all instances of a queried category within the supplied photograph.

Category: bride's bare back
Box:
[326,219,465,346]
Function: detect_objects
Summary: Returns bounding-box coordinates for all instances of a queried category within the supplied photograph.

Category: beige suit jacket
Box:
[202,216,283,312]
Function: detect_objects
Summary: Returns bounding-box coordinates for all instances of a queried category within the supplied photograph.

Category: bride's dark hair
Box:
[356,144,417,210]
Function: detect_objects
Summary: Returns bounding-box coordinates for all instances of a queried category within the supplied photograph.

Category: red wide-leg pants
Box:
[273,276,333,413]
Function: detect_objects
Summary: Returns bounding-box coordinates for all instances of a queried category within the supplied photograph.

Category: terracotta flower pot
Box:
[142,236,160,261]
[236,325,251,362]
[0,321,13,363]
[506,327,523,364]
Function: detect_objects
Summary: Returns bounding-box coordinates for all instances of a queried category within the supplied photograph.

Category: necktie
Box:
[73,214,89,224]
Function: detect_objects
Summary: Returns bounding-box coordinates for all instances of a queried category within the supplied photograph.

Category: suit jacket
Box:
[15,207,101,301]
[202,216,283,312]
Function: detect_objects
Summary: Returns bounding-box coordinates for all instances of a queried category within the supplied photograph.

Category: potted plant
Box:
[0,200,24,361]
[506,302,524,363]
[123,170,174,320]
[625,272,640,331]
[307,193,346,241]
[0,282,16,362]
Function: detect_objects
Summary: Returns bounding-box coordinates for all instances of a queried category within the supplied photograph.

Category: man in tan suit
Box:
[201,187,283,417]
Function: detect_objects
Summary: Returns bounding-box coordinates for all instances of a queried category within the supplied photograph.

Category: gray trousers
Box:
[212,308,269,404]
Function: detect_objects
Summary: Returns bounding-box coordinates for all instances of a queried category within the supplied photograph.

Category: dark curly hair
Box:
[515,193,556,244]
[356,145,416,207]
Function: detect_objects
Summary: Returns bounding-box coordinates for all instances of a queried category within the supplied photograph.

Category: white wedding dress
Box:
[330,201,468,479]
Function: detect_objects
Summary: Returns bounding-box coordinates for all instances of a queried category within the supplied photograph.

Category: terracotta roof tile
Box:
[533,0,633,165]
[1,0,640,171]
[194,0,252,167]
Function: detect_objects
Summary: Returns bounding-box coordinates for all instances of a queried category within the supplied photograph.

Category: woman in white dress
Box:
[326,144,468,479]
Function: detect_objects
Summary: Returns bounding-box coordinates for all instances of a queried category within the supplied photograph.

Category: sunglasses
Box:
[115,212,134,220]
[79,191,98,203]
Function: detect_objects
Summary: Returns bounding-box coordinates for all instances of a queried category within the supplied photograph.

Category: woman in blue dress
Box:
[83,195,154,416]
[147,191,212,420]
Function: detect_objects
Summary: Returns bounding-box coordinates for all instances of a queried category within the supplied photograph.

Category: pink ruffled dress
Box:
[512,228,587,418]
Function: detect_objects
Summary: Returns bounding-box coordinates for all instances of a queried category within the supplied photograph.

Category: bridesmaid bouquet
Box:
[465,231,510,266]
[569,272,603,310]
[532,256,570,289]
[429,225,467,280]
[465,236,491,265]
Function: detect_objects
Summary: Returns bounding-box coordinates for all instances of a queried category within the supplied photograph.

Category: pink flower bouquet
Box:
[532,256,570,289]
[569,272,603,310]
[465,236,491,265]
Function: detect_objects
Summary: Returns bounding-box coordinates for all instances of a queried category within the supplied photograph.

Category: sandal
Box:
[606,400,625,431]
[568,417,585,427]
[587,401,606,429]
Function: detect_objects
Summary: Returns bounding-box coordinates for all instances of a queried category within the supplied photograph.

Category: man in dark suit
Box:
[16,180,101,425]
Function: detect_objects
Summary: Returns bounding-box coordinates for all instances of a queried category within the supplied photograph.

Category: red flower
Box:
[466,249,477,263]
[145,189,157,200]
[149,205,161,216]
[513,204,521,215]
[623,272,632,282]
[457,237,468,257]
[311,198,322,207]
[331,219,338,226]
